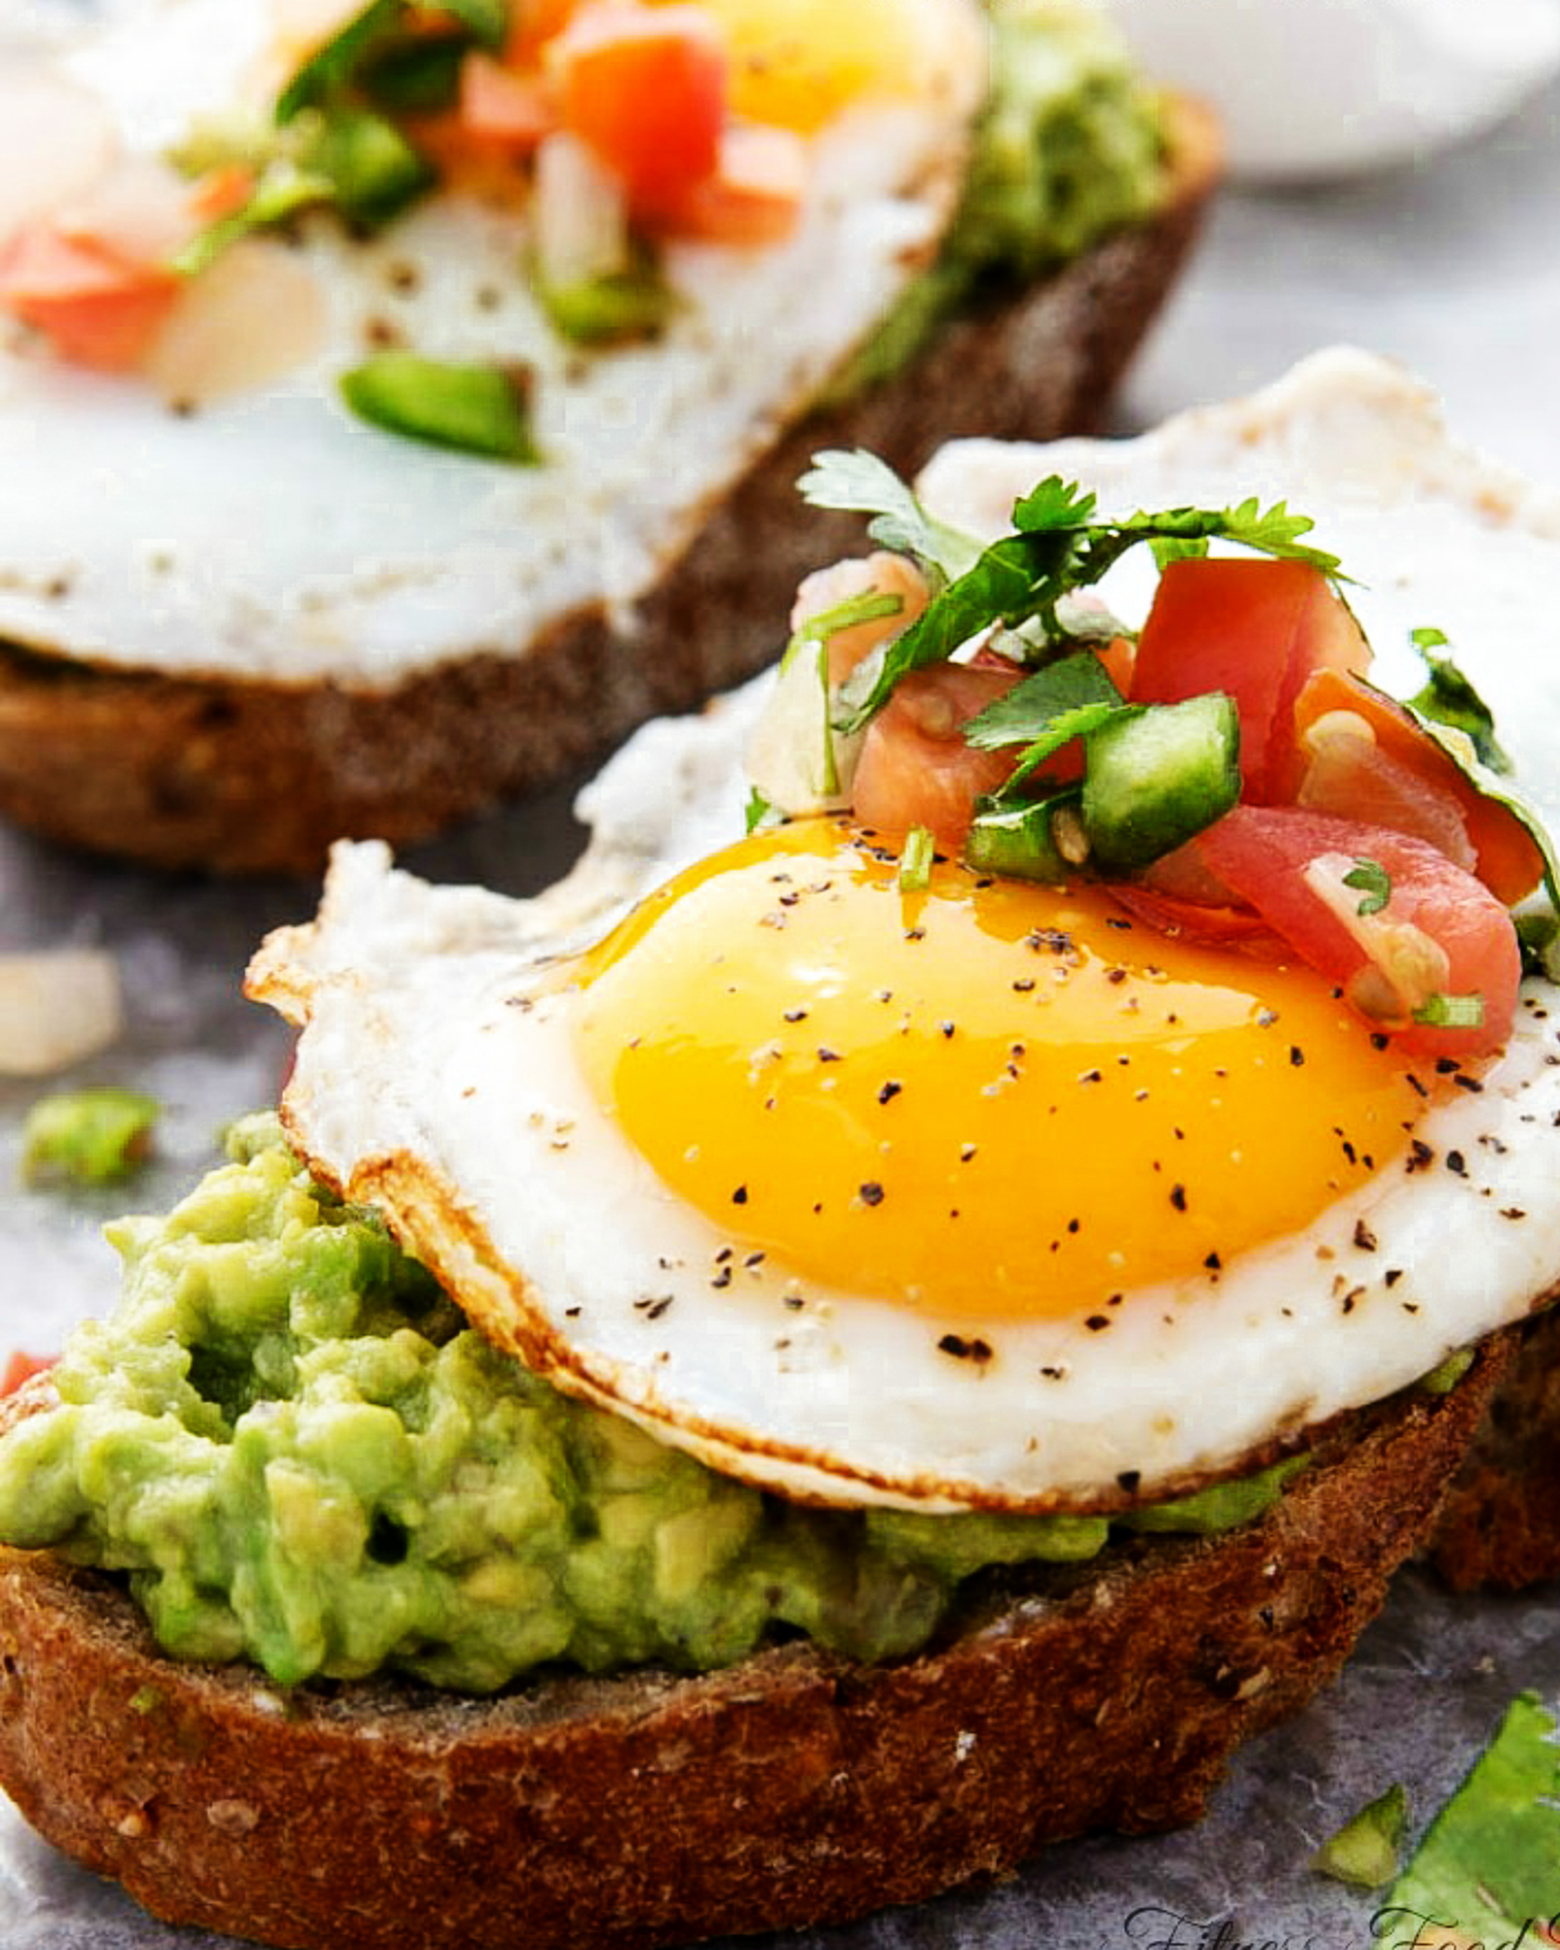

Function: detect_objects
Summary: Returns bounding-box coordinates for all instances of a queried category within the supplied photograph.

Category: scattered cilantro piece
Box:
[1310,1783,1409,1889]
[1343,857,1392,917]
[745,788,776,835]
[22,1087,159,1188]
[798,450,983,585]
[898,825,936,892]
[1382,1692,1560,1937]
[340,354,541,463]
[1408,626,1513,773]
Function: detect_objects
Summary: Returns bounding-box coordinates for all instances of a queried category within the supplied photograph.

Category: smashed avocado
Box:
[833,0,1170,399]
[0,1117,1299,1694]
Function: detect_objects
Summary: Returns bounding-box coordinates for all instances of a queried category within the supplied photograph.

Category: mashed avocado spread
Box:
[0,1118,1298,1694]
[835,0,1170,398]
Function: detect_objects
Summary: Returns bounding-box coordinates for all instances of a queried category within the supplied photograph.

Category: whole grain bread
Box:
[0,1333,1503,1950]
[0,100,1219,877]
[1429,1305,1560,1591]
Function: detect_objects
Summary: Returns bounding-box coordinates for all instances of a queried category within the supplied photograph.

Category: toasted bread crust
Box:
[0,1336,1501,1950]
[0,101,1219,876]
[1429,1305,1560,1591]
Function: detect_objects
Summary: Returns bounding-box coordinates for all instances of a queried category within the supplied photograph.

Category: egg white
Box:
[244,351,1560,1513]
[0,0,977,687]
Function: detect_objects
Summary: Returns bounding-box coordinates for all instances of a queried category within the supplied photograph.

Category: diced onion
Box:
[0,950,123,1077]
[533,129,631,290]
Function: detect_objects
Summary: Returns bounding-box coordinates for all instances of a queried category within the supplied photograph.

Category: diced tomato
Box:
[505,0,584,63]
[1193,804,1520,1059]
[0,222,179,370]
[650,121,805,245]
[1130,558,1370,801]
[852,665,1021,852]
[458,50,560,149]
[554,5,727,215]
[1288,667,1544,906]
[1,1350,54,1397]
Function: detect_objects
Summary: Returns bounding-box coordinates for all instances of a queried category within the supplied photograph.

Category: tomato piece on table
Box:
[1193,804,1520,1060]
[1289,667,1544,906]
[1,1350,54,1397]
[853,665,1022,851]
[0,222,179,370]
[1130,558,1370,801]
[555,5,727,215]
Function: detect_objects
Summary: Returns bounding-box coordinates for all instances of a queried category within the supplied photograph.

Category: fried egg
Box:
[248,348,1560,1515]
[0,0,982,687]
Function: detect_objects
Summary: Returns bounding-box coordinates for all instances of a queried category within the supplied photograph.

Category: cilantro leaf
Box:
[963,652,1123,749]
[1383,1692,1560,1935]
[1342,857,1392,917]
[962,653,1129,800]
[1011,475,1098,530]
[798,450,983,584]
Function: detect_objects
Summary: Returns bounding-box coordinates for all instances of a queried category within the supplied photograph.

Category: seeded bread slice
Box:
[0,1335,1501,1950]
[0,100,1219,877]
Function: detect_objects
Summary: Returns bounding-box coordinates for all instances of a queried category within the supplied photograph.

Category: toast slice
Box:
[0,98,1218,876]
[0,1341,1504,1950]
[1429,1306,1560,1591]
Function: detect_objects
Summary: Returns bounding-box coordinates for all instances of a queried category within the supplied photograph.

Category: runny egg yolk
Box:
[574,818,1432,1322]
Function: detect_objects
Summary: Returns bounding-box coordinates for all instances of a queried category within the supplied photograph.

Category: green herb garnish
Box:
[1343,857,1392,917]
[805,457,1344,732]
[799,449,983,586]
[961,649,1125,798]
